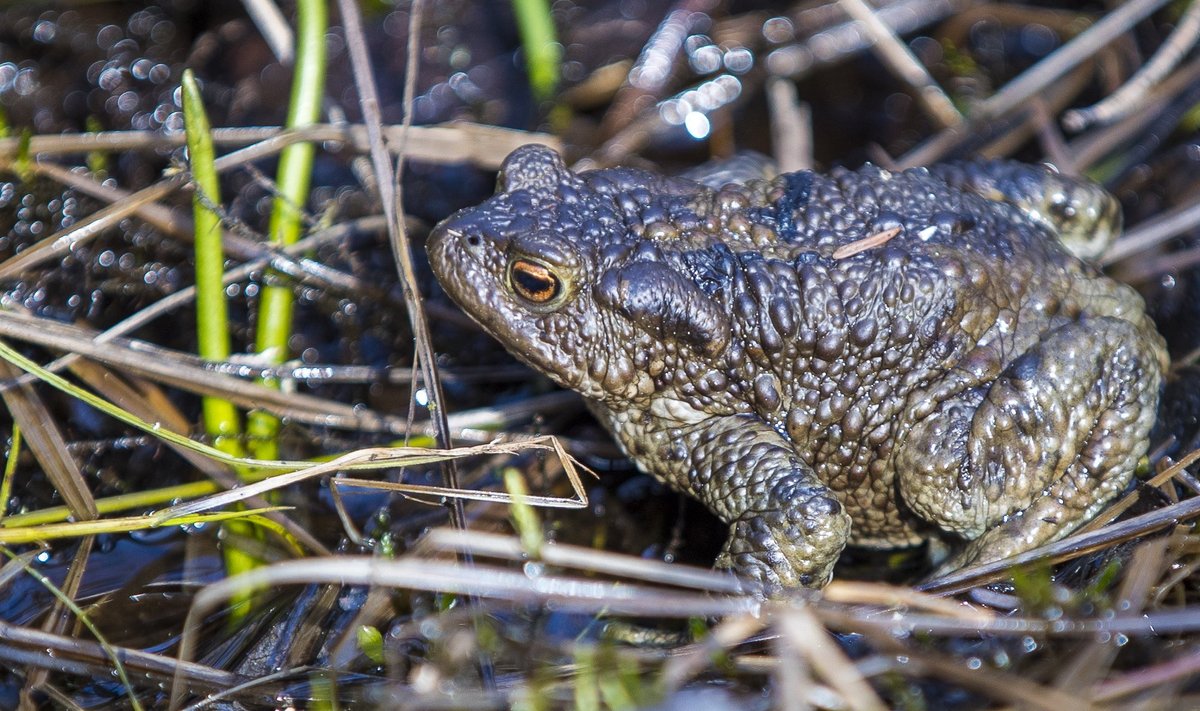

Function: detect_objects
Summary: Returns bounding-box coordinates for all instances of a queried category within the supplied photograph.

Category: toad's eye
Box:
[509,259,561,304]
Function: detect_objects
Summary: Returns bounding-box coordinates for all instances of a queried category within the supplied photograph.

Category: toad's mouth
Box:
[427,231,499,322]
[427,224,486,281]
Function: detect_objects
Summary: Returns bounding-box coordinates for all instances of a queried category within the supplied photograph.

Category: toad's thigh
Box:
[897,316,1161,542]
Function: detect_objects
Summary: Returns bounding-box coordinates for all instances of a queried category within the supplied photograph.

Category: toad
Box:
[428,146,1167,590]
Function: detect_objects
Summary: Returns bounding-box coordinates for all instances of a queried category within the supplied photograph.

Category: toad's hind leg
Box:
[895,316,1162,573]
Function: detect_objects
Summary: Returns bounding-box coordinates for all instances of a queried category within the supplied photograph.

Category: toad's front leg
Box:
[626,413,852,592]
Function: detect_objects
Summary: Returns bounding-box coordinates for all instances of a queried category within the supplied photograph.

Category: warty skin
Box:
[428,145,1167,592]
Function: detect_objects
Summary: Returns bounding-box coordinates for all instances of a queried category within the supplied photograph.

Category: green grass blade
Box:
[0,508,288,544]
[511,0,560,100]
[181,68,244,457]
[0,425,18,520]
[248,0,327,462]
[182,68,260,614]
[0,480,220,528]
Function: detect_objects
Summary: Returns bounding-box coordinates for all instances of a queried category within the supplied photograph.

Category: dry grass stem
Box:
[240,0,293,63]
[158,436,585,520]
[832,227,902,259]
[921,493,1200,593]
[1063,0,1200,131]
[767,77,813,172]
[661,613,768,691]
[0,310,412,432]
[1076,445,1200,534]
[421,528,744,593]
[0,618,243,695]
[1053,538,1167,695]
[899,0,1173,166]
[0,361,96,520]
[822,580,993,620]
[1102,198,1200,266]
[775,605,888,711]
[0,123,560,168]
[838,0,962,129]
[1069,54,1200,170]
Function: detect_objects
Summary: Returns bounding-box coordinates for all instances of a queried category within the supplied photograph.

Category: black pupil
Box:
[513,263,558,301]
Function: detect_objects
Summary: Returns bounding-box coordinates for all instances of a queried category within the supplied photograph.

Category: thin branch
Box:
[1064,0,1200,130]
[838,0,962,128]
